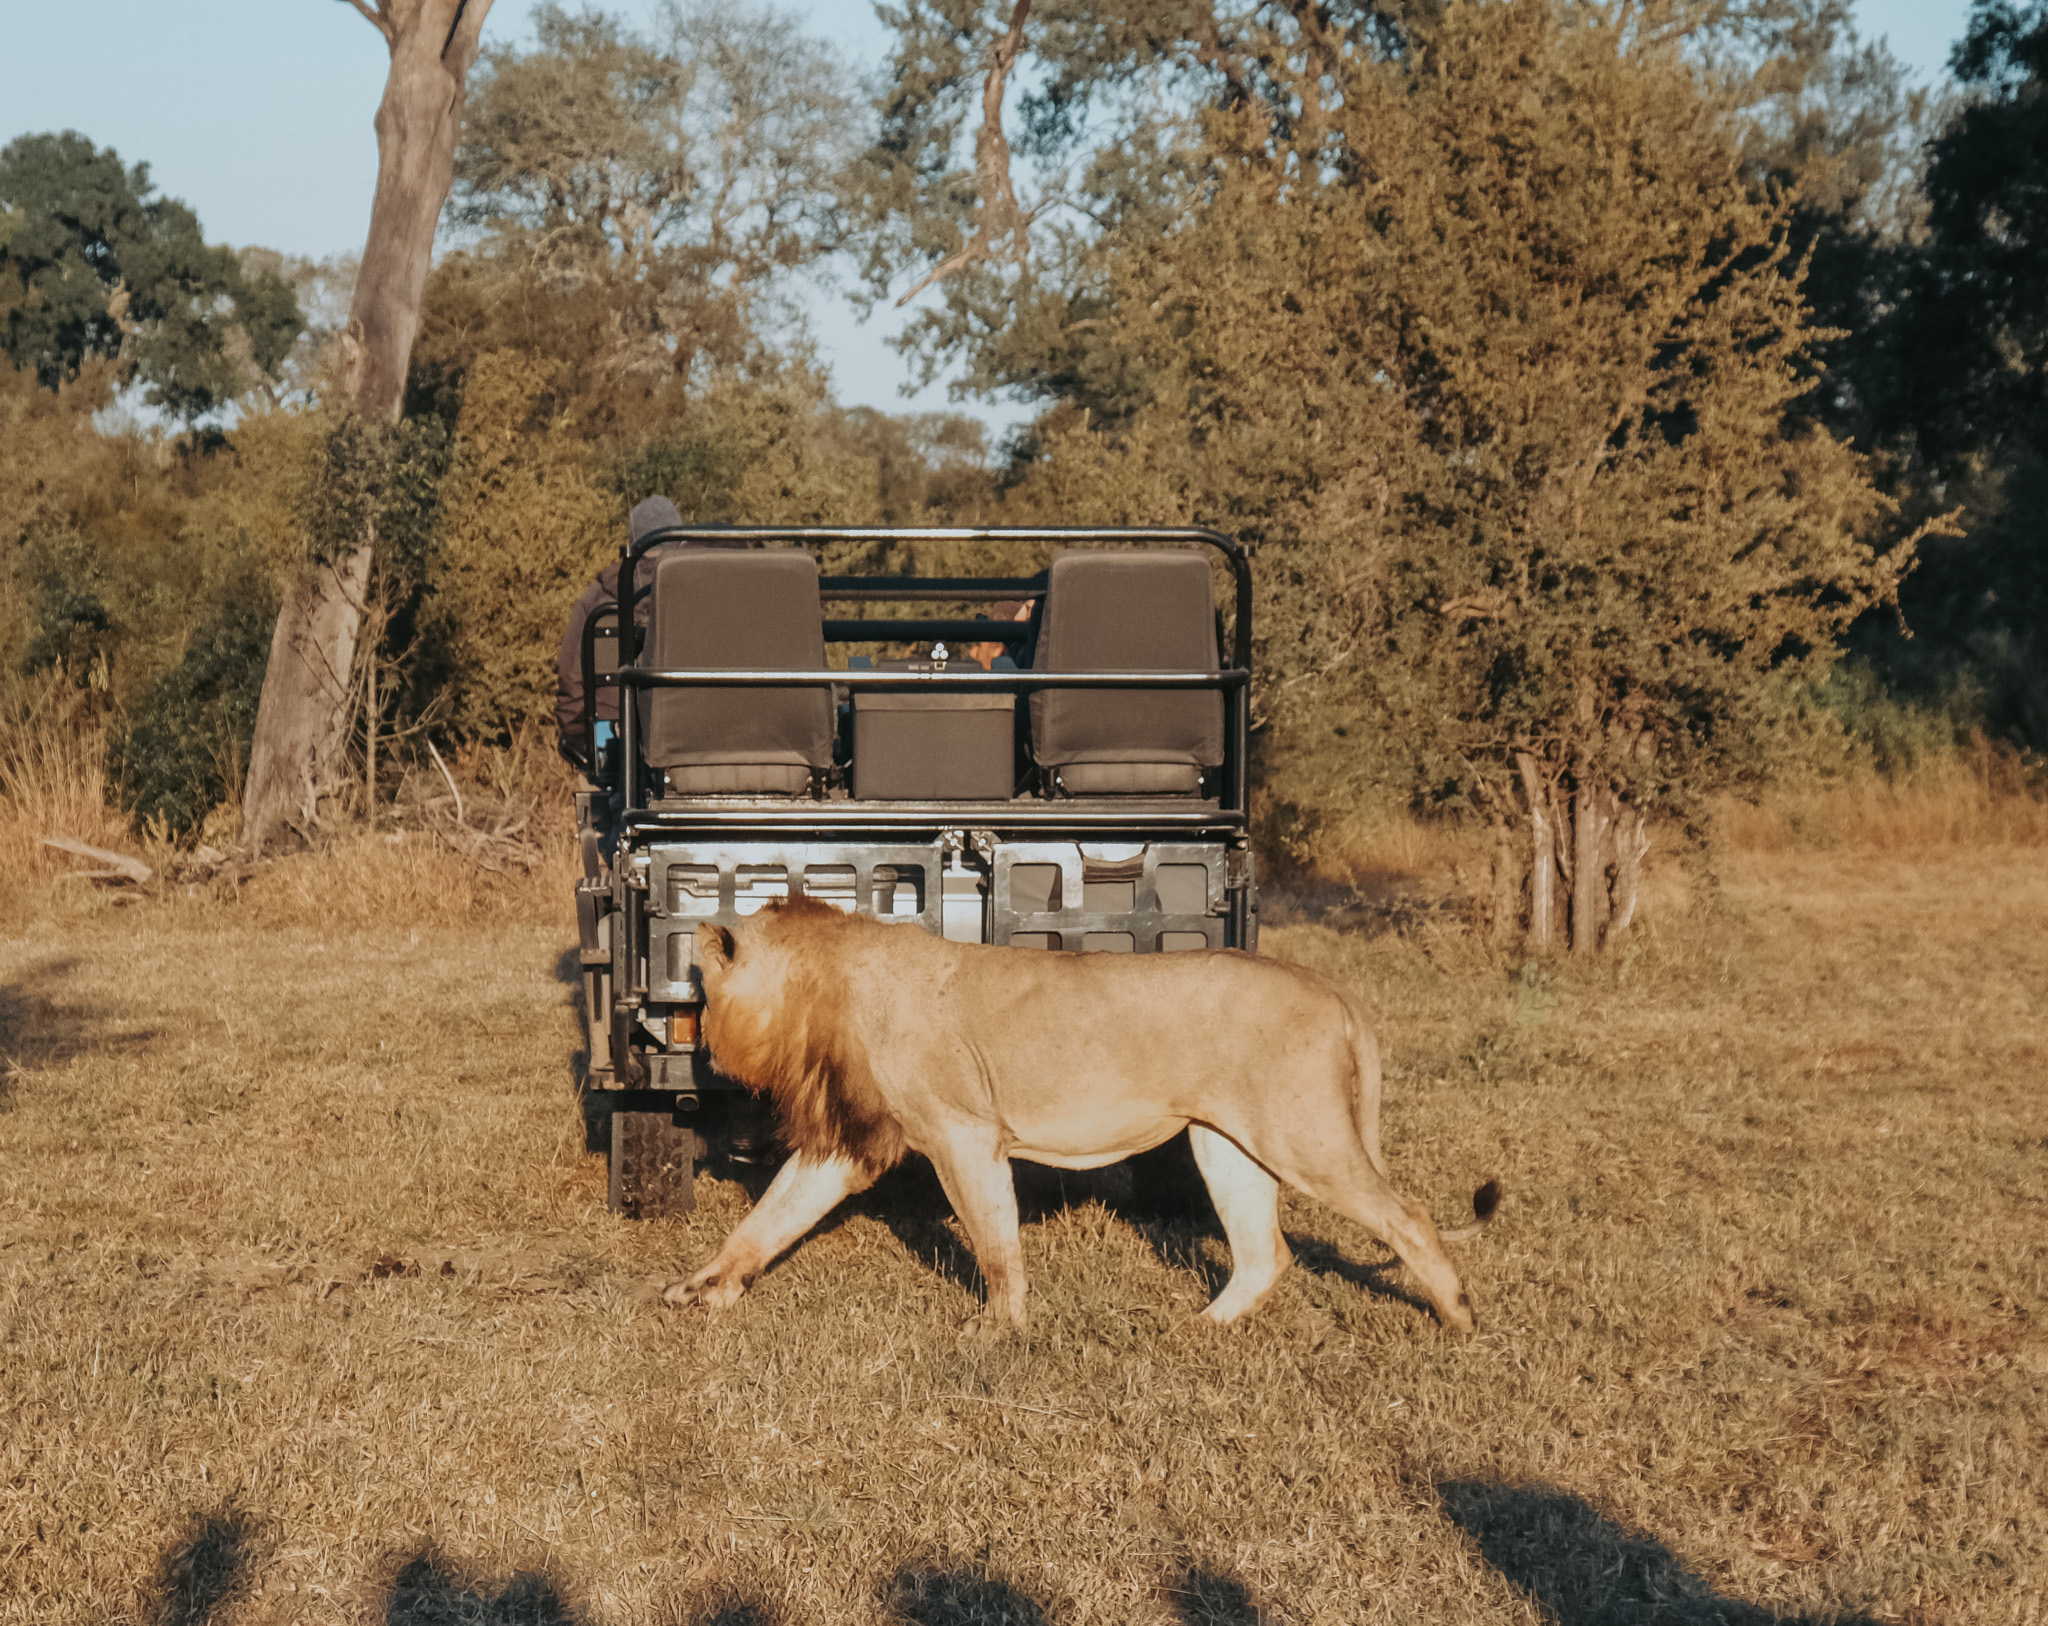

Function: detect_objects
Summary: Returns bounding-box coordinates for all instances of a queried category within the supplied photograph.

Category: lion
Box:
[664,895,1495,1335]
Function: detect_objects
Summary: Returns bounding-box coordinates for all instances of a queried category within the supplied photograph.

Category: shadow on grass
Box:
[886,1561,1268,1625]
[886,1564,1055,1625]
[838,1155,1193,1305]
[0,955,161,1080]
[851,1156,982,1294]
[1439,1480,1877,1626]
[383,1554,581,1625]
[1287,1231,1440,1322]
[731,1143,1437,1329]
[149,1505,256,1626]
[1162,1566,1270,1624]
[550,945,610,1153]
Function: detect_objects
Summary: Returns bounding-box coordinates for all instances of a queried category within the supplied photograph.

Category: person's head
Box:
[966,598,1033,670]
[629,495,683,546]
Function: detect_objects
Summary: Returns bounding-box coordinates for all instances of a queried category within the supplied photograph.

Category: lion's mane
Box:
[705,897,907,1175]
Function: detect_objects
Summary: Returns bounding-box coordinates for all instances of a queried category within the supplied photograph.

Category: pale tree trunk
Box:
[1514,751,1564,953]
[241,0,492,851]
[1570,759,1610,957]
[1513,752,1649,955]
[1606,802,1650,942]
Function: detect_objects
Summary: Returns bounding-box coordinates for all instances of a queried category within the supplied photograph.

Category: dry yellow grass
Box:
[3,718,2046,1624]
[1714,742,2048,853]
[0,677,138,919]
[3,795,2044,1625]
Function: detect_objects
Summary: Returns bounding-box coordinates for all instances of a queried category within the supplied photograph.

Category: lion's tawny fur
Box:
[677,895,1487,1336]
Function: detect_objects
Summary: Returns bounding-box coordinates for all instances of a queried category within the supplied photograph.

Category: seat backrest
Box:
[640,550,834,773]
[1029,550,1224,775]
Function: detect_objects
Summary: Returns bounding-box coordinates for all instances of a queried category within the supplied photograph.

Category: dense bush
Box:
[108,579,278,838]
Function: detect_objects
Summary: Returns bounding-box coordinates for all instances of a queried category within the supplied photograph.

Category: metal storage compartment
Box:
[852,691,1016,799]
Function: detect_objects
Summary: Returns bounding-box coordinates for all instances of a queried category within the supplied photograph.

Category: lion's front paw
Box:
[663,1269,746,1311]
[955,1306,1026,1344]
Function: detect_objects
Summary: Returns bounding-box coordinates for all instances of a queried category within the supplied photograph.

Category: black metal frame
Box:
[617,525,1253,669]
[599,524,1251,820]
[576,525,1258,1126]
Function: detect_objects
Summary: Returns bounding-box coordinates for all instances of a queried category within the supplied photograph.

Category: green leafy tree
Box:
[1913,1,2048,460]
[1862,1,2048,741]
[1014,1,1918,952]
[0,131,301,422]
[445,1,852,393]
[855,2,1878,406]
[850,0,1373,405]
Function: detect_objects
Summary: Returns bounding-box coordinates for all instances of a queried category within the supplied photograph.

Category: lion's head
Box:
[697,897,903,1173]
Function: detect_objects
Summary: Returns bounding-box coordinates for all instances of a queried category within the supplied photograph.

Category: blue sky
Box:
[2,0,1980,432]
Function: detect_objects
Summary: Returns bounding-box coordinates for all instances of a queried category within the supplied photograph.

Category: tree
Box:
[849,0,1358,405]
[1911,0,2048,461]
[108,576,280,838]
[240,0,493,852]
[1873,1,2048,741]
[447,1,852,391]
[0,131,302,422]
[430,349,618,739]
[1767,1,2048,747]
[855,0,1898,412]
[1013,1,1917,952]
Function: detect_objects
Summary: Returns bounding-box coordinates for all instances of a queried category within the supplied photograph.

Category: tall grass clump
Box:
[1720,735,2048,851]
[0,670,126,874]
[0,670,143,922]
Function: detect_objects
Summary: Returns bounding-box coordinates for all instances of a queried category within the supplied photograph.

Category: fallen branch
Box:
[42,838,152,885]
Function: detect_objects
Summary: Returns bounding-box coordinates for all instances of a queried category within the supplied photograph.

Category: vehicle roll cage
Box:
[579,525,1255,819]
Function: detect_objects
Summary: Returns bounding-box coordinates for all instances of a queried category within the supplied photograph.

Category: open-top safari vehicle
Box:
[573,525,1257,1215]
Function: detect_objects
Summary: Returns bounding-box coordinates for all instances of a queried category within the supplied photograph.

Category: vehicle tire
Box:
[1124,1130,1217,1225]
[608,1107,701,1218]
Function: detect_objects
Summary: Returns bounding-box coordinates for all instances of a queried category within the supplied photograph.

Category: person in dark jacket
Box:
[556,496,683,770]
[557,497,755,773]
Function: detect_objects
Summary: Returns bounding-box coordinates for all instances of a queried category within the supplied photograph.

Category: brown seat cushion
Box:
[1030,551,1222,795]
[640,551,833,791]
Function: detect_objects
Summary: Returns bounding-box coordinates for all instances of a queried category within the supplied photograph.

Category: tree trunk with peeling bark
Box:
[1504,752,1650,956]
[240,0,492,851]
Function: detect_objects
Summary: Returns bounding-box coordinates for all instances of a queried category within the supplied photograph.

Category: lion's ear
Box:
[700,925,735,966]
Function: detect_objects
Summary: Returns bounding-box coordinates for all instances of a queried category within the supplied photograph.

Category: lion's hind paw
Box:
[663,1269,745,1310]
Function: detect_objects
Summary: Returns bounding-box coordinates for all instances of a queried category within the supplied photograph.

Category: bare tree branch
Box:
[896,0,1036,307]
[339,0,395,47]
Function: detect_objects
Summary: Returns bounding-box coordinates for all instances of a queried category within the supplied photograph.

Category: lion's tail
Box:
[1438,1180,1503,1242]
[1344,998,1502,1243]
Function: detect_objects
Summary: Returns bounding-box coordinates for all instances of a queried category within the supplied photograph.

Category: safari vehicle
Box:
[573,525,1257,1216]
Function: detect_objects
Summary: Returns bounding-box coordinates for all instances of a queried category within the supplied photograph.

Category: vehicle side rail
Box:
[619,526,1251,672]
[616,668,1243,689]
[617,807,1248,831]
[608,666,1250,819]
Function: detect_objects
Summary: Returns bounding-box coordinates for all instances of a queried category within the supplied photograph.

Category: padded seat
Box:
[640,550,833,796]
[1030,551,1223,796]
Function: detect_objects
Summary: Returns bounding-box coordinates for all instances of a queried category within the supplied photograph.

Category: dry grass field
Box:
[3,805,2045,1625]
